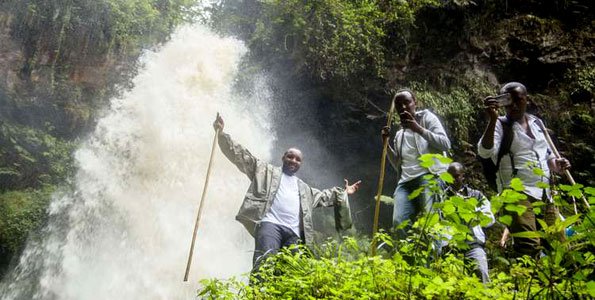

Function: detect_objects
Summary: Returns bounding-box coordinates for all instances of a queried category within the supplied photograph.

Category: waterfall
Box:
[0,24,273,299]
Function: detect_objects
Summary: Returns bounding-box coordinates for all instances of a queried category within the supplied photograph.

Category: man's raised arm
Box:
[213,114,259,180]
[310,179,361,208]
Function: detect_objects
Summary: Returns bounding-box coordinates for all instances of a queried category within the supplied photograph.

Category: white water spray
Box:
[1,25,273,299]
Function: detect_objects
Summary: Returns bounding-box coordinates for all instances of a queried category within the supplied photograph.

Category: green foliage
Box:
[408,80,493,147]
[199,239,496,299]
[0,187,54,272]
[0,188,52,253]
[209,0,446,83]
[216,0,387,81]
[565,64,595,94]
[0,121,75,190]
[197,175,595,299]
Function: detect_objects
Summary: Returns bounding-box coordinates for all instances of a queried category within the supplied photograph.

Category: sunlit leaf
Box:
[467,197,478,208]
[584,187,595,196]
[439,172,454,184]
[463,213,478,224]
[532,167,545,176]
[559,214,581,229]
[479,214,493,227]
[573,183,585,189]
[505,204,527,216]
[536,181,549,189]
[419,157,435,168]
[536,218,548,230]
[569,189,583,198]
[499,215,512,226]
[509,178,524,192]
[559,184,572,191]
[499,189,526,203]
[585,281,595,297]
[438,156,453,164]
[450,195,465,206]
[409,187,423,200]
[442,202,455,215]
[511,231,544,239]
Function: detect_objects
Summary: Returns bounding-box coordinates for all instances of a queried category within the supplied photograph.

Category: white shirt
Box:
[398,129,428,183]
[261,173,301,236]
[478,114,554,199]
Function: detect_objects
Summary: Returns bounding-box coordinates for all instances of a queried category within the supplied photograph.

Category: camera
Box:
[488,93,512,107]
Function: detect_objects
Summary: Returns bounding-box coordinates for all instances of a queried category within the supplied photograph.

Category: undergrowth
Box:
[198,155,595,299]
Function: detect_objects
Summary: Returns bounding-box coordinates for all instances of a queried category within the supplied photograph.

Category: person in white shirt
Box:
[384,89,451,238]
[478,82,570,257]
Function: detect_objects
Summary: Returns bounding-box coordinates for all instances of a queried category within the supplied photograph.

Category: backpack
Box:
[480,116,515,192]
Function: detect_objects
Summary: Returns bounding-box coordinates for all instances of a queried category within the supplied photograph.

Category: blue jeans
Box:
[466,246,490,284]
[393,175,434,238]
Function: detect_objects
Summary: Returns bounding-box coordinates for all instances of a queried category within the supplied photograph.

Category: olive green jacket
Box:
[218,132,352,244]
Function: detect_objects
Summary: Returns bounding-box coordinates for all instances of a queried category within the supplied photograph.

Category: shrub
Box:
[197,154,595,299]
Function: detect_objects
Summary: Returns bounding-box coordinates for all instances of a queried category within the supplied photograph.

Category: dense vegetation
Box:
[198,165,595,299]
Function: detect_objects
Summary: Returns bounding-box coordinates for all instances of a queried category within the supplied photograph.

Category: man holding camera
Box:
[478,82,571,257]
[384,89,451,237]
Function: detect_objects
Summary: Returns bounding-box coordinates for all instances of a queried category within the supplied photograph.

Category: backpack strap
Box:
[496,116,517,177]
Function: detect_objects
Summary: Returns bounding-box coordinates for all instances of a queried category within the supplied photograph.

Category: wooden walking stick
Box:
[371,94,397,256]
[183,117,220,282]
[536,119,590,209]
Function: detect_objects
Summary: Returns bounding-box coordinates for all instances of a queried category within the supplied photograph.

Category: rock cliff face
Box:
[0,12,129,139]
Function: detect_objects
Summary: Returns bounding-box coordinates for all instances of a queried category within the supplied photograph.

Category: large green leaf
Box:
[511,231,544,239]
[509,178,525,192]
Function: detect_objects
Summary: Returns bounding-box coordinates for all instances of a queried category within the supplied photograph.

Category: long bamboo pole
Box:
[537,119,590,209]
[371,94,397,256]
[183,127,220,282]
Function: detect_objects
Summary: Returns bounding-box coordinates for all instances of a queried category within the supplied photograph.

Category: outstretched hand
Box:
[213,113,224,133]
[344,179,362,195]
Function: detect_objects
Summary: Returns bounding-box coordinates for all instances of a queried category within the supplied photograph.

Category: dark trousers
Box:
[510,197,540,257]
[252,221,301,271]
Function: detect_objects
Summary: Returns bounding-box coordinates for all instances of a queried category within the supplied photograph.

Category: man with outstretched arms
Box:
[384,89,451,237]
[477,82,571,257]
[213,115,361,270]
